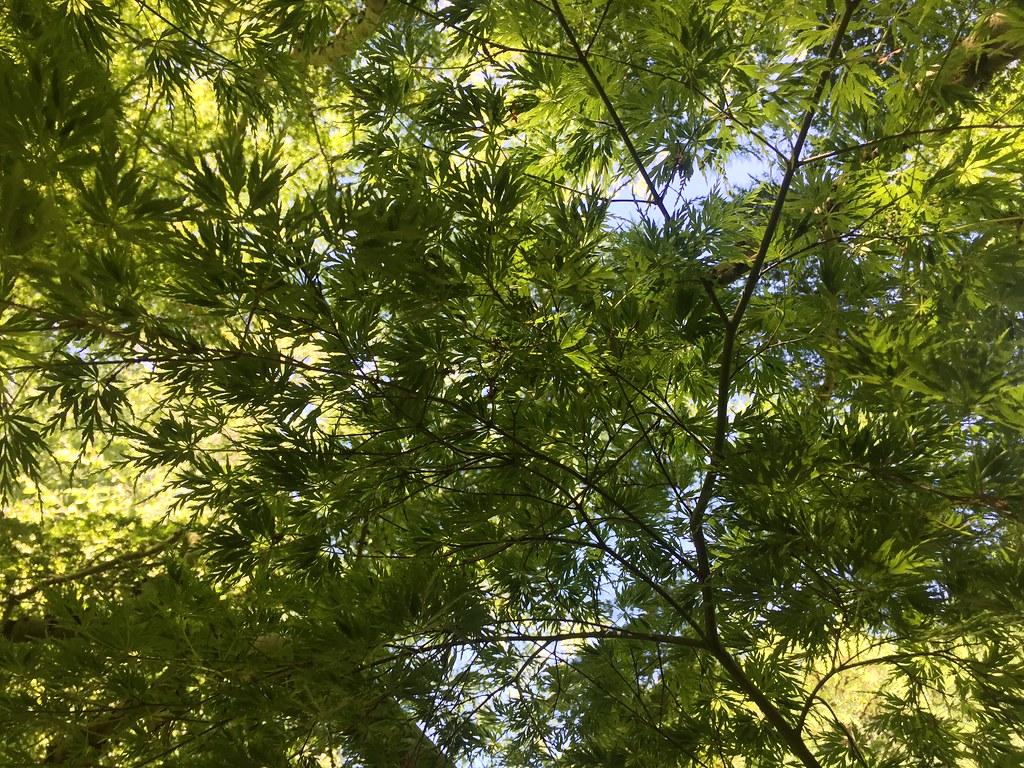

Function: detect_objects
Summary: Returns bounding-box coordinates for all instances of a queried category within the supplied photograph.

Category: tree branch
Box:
[5,529,186,609]
[800,122,1024,166]
[943,10,1024,96]
[685,3,863,767]
[549,0,671,221]
[304,0,391,67]
[389,627,708,656]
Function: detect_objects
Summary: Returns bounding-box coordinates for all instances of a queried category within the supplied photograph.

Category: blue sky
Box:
[608,150,778,224]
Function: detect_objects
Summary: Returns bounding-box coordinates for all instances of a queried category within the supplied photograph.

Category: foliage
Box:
[2,0,1024,766]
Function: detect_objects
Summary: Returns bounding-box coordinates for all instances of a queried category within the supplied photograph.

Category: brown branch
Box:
[2,615,79,642]
[391,628,708,655]
[401,0,786,164]
[396,0,577,62]
[872,468,1021,522]
[585,0,615,53]
[549,0,671,221]
[816,697,869,768]
[5,529,186,608]
[692,0,862,582]
[304,0,390,67]
[796,645,967,732]
[944,10,1024,95]
[684,3,863,767]
[41,667,199,765]
[800,122,1024,166]
[345,691,455,768]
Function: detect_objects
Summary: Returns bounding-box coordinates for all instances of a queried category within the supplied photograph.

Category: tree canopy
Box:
[3,0,1024,765]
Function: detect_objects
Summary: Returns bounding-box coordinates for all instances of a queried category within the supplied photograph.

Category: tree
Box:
[2,0,1024,765]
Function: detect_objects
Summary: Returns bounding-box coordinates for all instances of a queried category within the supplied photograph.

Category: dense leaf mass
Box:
[2,0,1024,766]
